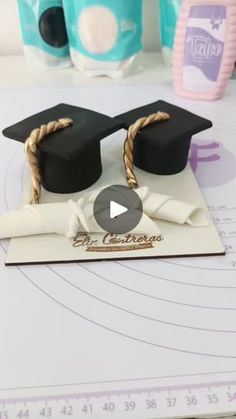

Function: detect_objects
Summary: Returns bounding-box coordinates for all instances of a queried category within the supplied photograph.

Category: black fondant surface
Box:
[39,144,102,194]
[3,104,123,160]
[117,100,212,175]
[3,104,123,193]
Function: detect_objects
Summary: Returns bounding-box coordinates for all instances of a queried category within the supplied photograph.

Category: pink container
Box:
[173,0,236,100]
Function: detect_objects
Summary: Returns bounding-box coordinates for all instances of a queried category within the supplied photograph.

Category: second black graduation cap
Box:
[117,100,213,175]
[2,104,123,194]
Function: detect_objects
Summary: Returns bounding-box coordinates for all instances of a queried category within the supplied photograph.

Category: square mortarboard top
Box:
[117,100,213,175]
[2,104,123,194]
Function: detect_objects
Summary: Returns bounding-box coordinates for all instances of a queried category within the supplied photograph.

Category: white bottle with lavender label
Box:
[173,0,236,100]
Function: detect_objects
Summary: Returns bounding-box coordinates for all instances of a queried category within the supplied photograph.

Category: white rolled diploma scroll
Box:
[136,187,209,227]
[0,200,161,239]
[0,187,209,240]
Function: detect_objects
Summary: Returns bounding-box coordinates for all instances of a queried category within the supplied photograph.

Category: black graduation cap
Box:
[2,104,123,194]
[117,100,213,175]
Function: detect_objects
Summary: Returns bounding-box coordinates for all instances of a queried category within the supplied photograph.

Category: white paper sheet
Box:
[0,84,236,418]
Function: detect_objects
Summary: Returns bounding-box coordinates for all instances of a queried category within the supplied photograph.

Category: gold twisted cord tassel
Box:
[123,111,170,189]
[25,118,73,205]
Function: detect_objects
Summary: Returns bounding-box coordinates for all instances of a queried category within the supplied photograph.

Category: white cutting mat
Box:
[0,84,236,419]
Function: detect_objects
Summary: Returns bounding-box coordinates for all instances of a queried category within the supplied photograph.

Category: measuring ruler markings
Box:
[0,380,236,418]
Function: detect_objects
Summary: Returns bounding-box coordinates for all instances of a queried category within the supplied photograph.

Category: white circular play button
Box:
[93,185,143,234]
[110,201,128,219]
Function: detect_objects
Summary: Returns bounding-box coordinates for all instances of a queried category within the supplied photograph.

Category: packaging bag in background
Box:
[63,0,143,77]
[17,0,71,69]
[159,0,182,66]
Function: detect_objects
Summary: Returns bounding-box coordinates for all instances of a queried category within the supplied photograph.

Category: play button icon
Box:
[110,201,128,219]
[94,185,143,234]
